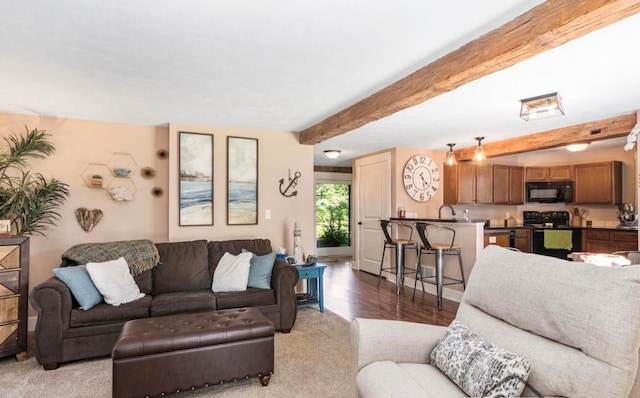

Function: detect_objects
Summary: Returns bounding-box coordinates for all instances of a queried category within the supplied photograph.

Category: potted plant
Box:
[91,174,103,188]
[0,127,70,236]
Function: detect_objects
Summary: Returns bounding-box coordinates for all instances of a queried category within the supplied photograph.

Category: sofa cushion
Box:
[215,288,276,309]
[133,269,152,294]
[208,239,272,275]
[86,257,145,306]
[150,291,217,317]
[52,265,103,310]
[357,361,467,398]
[430,320,530,397]
[153,240,210,294]
[244,250,276,289]
[212,251,252,292]
[70,296,152,327]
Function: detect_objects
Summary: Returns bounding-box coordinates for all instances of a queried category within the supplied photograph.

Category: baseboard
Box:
[28,316,37,332]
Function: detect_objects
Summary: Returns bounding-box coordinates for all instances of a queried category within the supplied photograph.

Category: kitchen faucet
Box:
[438,204,456,219]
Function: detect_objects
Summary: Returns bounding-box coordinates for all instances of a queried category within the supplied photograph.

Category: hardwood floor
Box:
[319,256,458,326]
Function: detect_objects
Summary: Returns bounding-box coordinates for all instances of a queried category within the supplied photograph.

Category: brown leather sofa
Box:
[29,239,299,370]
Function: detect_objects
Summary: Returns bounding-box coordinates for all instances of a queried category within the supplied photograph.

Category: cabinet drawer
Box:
[585,230,610,240]
[0,271,19,298]
[515,229,529,238]
[0,245,20,269]
[0,323,18,350]
[298,269,320,279]
[611,231,638,243]
[0,296,19,323]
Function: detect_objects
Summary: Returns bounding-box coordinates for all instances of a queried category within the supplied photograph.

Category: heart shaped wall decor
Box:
[75,208,103,232]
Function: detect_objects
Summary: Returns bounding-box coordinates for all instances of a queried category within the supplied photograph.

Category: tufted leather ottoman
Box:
[112,308,274,397]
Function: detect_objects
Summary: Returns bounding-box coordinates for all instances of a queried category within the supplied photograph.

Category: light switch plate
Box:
[265,209,271,220]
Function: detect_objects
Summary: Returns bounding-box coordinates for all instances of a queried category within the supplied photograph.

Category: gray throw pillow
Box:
[430,320,531,398]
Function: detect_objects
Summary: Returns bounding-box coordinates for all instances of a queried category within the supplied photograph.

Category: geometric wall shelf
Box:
[108,152,138,177]
[81,163,113,189]
[106,177,138,201]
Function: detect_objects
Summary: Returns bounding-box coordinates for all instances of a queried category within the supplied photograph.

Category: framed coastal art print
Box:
[227,136,258,225]
[179,132,213,226]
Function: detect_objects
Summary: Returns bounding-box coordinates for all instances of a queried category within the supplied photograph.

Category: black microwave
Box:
[526,181,573,203]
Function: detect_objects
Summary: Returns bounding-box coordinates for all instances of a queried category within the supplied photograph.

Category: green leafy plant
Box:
[0,127,70,236]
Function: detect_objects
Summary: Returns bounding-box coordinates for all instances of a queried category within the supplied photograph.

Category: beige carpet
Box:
[0,308,352,398]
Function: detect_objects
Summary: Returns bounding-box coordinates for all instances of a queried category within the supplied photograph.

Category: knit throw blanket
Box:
[61,239,160,276]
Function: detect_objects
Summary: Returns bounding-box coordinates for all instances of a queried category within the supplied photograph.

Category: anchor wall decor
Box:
[279,170,301,197]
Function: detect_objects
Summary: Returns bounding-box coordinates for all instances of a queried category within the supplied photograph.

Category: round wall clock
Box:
[403,154,440,202]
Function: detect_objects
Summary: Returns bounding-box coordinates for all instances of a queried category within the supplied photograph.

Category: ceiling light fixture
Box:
[445,143,457,166]
[566,142,590,152]
[473,137,486,162]
[324,149,341,159]
[519,92,564,121]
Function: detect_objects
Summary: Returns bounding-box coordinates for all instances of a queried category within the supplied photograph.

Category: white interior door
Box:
[355,152,390,274]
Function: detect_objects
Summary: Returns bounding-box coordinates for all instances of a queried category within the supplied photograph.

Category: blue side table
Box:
[294,264,326,312]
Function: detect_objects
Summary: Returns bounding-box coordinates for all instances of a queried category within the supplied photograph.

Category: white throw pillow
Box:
[86,257,145,306]
[212,251,252,292]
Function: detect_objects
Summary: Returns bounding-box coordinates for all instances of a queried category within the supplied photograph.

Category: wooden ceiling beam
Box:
[299,0,640,145]
[453,113,638,161]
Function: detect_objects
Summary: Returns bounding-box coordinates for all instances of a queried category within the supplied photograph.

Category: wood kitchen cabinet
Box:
[525,165,572,181]
[0,236,29,362]
[573,161,622,204]
[493,165,524,205]
[443,162,493,205]
[483,231,511,248]
[514,228,531,252]
[582,229,637,253]
[483,228,530,252]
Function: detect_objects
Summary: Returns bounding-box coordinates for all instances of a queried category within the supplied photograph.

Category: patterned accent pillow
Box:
[430,320,531,398]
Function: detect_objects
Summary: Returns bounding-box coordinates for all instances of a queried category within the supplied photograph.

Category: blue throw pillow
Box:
[53,265,103,310]
[243,250,276,289]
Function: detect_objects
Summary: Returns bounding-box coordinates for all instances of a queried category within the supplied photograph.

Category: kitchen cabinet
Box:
[582,229,637,253]
[493,165,524,205]
[525,165,572,181]
[483,228,530,252]
[0,236,29,362]
[443,162,493,205]
[514,228,531,252]
[573,161,622,205]
[484,231,511,248]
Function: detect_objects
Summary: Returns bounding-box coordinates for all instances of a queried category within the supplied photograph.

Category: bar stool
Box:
[377,220,420,295]
[412,222,466,310]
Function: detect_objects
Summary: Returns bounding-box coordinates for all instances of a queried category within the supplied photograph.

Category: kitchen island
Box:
[389,218,486,303]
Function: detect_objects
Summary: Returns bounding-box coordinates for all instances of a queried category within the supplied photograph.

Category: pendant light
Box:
[445,143,457,166]
[473,137,486,162]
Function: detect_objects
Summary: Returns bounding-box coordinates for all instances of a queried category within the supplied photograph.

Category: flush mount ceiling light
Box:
[445,143,457,166]
[324,149,341,159]
[520,92,564,121]
[566,142,590,152]
[473,137,486,162]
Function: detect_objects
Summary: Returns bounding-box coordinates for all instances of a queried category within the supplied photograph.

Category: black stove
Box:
[523,211,581,259]
[523,211,570,228]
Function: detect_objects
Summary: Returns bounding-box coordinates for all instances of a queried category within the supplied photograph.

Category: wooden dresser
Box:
[0,236,29,361]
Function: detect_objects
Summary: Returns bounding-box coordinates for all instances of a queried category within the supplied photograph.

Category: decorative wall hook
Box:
[279,170,301,197]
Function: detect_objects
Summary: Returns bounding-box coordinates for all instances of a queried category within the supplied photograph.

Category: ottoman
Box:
[112,308,275,397]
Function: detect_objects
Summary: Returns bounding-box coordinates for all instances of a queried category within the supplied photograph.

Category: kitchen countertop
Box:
[484,225,638,231]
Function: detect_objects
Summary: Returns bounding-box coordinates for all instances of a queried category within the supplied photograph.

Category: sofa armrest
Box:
[350,318,447,373]
[29,276,74,369]
[271,259,299,331]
